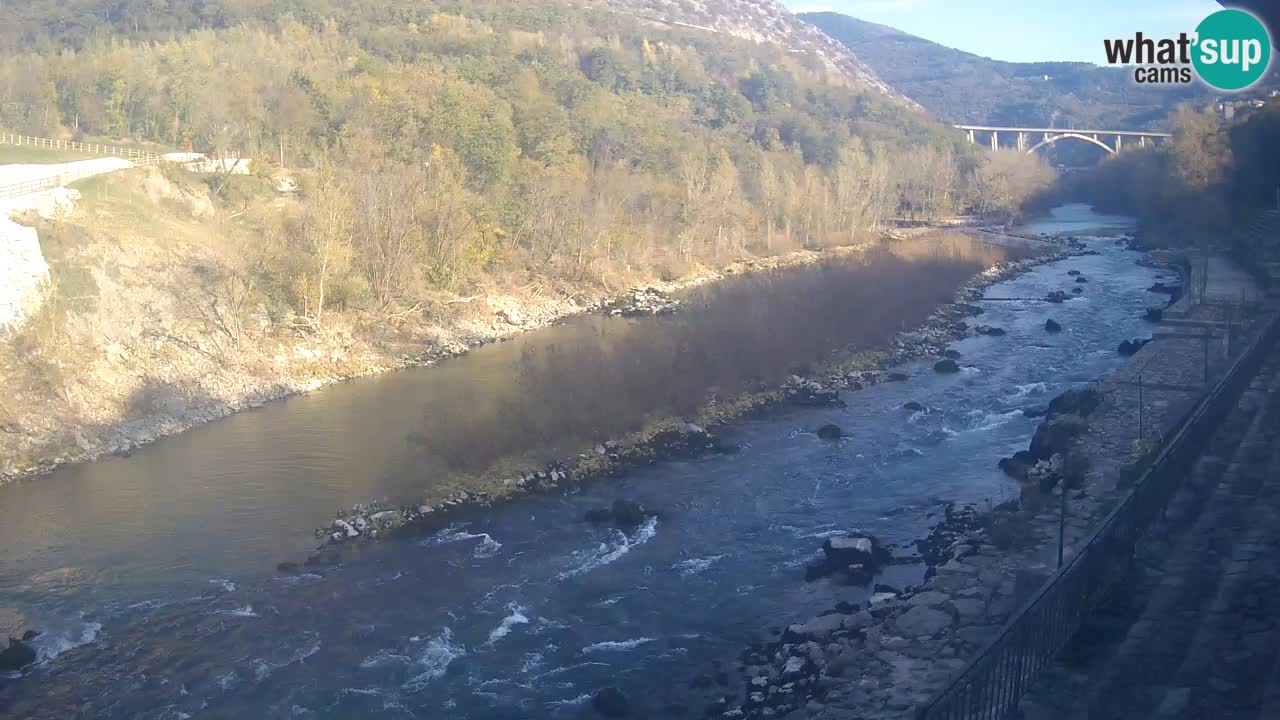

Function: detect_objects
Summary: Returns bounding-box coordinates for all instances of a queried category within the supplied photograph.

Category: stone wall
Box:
[0,215,50,338]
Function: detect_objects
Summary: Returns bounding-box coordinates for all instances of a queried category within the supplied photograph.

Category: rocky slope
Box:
[596,0,904,98]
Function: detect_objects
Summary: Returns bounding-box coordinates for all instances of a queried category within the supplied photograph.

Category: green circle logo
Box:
[1192,9,1272,91]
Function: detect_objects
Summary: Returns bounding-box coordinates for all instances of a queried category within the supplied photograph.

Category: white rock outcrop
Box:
[0,158,135,337]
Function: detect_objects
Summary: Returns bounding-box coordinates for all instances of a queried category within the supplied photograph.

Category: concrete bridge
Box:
[955,125,1173,155]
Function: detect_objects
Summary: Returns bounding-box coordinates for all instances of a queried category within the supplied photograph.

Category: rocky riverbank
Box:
[695,258,1261,720]
[4,236,897,485]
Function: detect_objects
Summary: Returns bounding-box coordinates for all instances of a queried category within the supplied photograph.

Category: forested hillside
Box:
[802,11,1211,129]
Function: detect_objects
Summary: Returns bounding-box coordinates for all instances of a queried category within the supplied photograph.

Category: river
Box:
[0,205,1163,718]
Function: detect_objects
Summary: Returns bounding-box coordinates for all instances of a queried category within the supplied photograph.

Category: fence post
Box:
[1138,374,1144,441]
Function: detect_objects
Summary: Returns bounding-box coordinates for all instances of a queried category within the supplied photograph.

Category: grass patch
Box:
[0,145,99,164]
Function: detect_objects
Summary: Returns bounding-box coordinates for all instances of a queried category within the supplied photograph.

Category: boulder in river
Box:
[1046,388,1103,418]
[593,687,629,717]
[1044,319,1062,333]
[902,401,927,412]
[1067,270,1081,276]
[611,499,649,529]
[1072,287,1085,295]
[1030,414,1088,461]
[998,450,1039,481]
[1118,338,1151,356]
[816,424,843,440]
[0,636,37,673]
[1075,276,1089,284]
[976,325,1007,337]
[944,349,962,360]
[885,372,909,382]
[1046,291,1070,304]
[934,359,961,374]
[806,533,892,583]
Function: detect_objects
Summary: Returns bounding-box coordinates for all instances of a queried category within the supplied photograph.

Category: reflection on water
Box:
[413,234,1031,476]
[0,232,1028,632]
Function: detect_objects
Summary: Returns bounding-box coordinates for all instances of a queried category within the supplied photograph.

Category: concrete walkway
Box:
[1019,345,1280,719]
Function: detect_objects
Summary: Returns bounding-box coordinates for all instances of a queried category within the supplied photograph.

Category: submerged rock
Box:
[934,359,961,374]
[0,636,37,672]
[902,401,927,412]
[816,424,843,440]
[1075,276,1089,284]
[593,687,629,717]
[1067,270,1081,276]
[944,349,963,359]
[884,372,909,382]
[975,325,1007,337]
[1072,287,1085,294]
[1044,318,1062,333]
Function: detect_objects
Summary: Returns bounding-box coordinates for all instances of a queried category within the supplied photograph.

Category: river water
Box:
[0,205,1162,718]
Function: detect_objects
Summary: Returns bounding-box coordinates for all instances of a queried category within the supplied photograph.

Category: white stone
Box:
[828,536,873,554]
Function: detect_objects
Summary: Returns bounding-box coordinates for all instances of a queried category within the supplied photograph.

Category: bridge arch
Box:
[1024,132,1116,156]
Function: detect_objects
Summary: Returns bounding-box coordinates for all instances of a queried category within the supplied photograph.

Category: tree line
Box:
[0,0,1055,329]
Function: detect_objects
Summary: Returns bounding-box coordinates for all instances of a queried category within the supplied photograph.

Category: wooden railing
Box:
[0,133,164,201]
[0,133,160,162]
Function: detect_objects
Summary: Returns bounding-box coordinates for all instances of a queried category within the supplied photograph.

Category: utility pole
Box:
[1138,373,1145,441]
[1058,480,1067,569]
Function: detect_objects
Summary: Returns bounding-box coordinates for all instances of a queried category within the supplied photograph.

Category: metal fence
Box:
[917,305,1280,720]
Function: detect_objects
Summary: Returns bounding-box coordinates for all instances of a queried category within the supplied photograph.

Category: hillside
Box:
[800,11,1209,129]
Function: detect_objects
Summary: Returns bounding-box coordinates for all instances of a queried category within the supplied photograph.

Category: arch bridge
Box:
[954,125,1173,155]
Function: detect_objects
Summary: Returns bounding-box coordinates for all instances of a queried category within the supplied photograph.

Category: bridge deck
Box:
[953,124,1172,137]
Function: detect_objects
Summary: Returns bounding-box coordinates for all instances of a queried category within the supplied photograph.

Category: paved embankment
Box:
[1019,339,1280,720]
[717,252,1274,720]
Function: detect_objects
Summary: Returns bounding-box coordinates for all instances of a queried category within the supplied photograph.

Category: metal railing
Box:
[917,305,1280,720]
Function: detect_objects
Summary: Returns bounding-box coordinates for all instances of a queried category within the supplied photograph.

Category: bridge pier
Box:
[990,130,998,151]
[1017,131,1026,152]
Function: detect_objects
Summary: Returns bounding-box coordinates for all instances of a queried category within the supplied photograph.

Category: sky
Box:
[783,0,1225,64]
